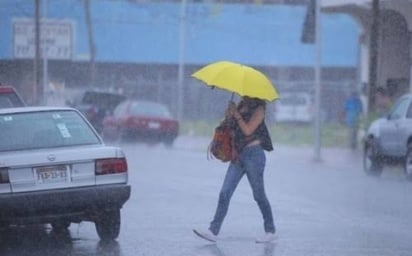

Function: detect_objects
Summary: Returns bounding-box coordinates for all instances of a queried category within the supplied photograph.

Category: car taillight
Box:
[95,158,128,175]
[0,168,10,184]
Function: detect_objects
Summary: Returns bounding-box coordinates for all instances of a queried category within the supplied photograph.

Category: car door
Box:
[379,97,411,156]
[102,101,128,137]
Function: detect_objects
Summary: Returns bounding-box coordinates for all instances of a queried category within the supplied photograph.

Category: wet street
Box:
[1,136,412,256]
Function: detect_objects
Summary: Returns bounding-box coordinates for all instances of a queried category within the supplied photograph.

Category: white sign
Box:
[13,18,74,60]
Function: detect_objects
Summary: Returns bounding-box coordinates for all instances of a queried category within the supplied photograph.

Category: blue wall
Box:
[0,0,359,67]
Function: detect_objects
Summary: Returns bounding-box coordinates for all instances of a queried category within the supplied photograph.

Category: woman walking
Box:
[194,96,276,243]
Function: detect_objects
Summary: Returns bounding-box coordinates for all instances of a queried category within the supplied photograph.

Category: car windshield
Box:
[129,101,172,118]
[0,94,24,108]
[0,110,101,152]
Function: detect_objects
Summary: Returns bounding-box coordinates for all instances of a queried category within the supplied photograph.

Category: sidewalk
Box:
[272,144,363,172]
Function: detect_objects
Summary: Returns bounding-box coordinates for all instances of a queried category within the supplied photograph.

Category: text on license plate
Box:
[148,122,160,129]
[36,165,69,184]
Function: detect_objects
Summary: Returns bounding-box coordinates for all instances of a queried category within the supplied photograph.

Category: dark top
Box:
[231,101,273,153]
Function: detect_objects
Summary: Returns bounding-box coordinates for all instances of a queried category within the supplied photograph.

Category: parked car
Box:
[274,92,313,123]
[0,85,25,108]
[68,90,126,133]
[363,93,412,180]
[0,106,131,240]
[102,100,179,146]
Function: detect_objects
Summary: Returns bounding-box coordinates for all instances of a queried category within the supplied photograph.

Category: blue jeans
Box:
[347,125,359,149]
[209,145,275,235]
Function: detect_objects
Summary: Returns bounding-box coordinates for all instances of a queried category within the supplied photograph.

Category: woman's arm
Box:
[232,105,265,136]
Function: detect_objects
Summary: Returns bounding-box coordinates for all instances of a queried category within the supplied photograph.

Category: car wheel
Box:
[164,138,175,148]
[404,145,412,181]
[95,209,121,241]
[51,221,71,231]
[363,139,383,176]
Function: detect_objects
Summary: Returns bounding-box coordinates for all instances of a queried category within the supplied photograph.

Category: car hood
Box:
[367,117,387,137]
[370,117,386,126]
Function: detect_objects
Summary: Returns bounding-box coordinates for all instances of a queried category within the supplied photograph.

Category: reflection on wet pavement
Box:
[0,225,72,255]
[0,225,122,256]
[195,243,275,256]
[96,240,121,256]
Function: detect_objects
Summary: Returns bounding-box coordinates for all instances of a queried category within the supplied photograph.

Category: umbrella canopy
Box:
[191,61,279,101]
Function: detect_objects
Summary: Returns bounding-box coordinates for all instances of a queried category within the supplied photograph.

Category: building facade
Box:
[0,0,359,120]
[323,0,412,113]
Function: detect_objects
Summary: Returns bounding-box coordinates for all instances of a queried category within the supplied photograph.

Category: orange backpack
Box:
[208,120,237,162]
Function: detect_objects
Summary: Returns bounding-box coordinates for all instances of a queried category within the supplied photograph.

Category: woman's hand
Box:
[225,101,237,118]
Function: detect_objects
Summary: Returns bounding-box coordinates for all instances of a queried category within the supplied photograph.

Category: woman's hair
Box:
[240,96,266,110]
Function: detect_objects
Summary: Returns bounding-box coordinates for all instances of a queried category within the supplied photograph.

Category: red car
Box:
[102,100,179,146]
[68,90,126,133]
[0,85,25,108]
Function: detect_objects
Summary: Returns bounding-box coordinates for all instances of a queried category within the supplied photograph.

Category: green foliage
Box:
[267,123,347,147]
[362,111,385,129]
[181,121,350,148]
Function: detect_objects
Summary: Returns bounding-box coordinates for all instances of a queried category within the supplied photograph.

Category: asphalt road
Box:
[1,136,411,256]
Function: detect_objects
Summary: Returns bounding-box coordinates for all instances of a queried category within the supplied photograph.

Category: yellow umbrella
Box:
[191,61,279,101]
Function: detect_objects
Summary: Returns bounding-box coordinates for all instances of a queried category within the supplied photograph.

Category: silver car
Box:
[363,93,412,180]
[0,107,131,240]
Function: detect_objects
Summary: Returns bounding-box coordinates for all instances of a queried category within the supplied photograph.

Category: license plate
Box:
[36,165,68,184]
[148,121,160,129]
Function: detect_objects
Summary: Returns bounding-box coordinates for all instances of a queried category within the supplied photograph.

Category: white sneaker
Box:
[193,228,218,242]
[255,232,276,243]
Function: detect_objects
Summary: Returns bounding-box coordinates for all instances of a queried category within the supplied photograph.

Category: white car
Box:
[363,93,412,180]
[0,107,130,240]
[274,92,313,123]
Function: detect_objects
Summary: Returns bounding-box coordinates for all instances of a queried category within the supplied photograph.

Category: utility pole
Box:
[368,0,380,114]
[43,0,48,105]
[84,0,96,88]
[177,0,187,122]
[34,0,42,104]
[301,0,322,161]
[313,0,322,162]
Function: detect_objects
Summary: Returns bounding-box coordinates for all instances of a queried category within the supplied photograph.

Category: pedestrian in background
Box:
[343,91,363,150]
[193,96,276,243]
